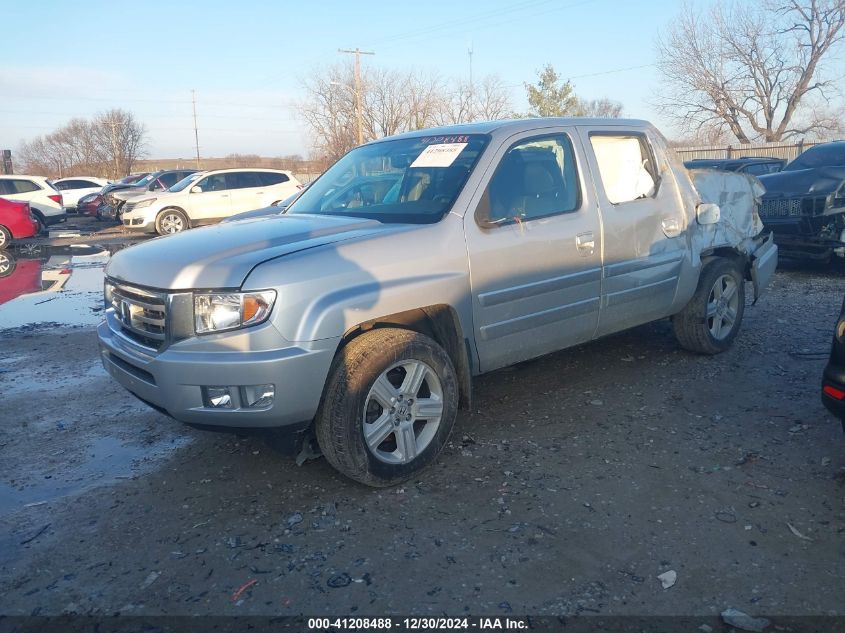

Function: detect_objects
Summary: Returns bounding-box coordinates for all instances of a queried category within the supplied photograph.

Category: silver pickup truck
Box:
[98,118,777,486]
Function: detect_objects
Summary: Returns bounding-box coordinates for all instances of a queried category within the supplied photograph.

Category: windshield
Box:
[785,144,845,170]
[169,172,204,192]
[286,134,489,224]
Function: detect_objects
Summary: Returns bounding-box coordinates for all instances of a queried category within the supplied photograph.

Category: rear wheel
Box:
[0,250,16,276]
[315,328,459,487]
[31,211,46,235]
[673,257,745,354]
[0,225,11,249]
[155,208,189,235]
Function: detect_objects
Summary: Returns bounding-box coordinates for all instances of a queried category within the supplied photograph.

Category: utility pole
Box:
[468,42,474,121]
[192,89,201,169]
[108,115,120,179]
[338,47,375,146]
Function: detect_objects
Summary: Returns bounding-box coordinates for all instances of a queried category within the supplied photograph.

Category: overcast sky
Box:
[0,0,717,159]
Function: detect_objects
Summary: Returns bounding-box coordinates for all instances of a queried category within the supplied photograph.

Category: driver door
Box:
[188,174,232,220]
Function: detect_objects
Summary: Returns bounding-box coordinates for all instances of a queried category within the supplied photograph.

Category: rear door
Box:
[258,171,296,206]
[228,171,264,213]
[464,129,602,372]
[582,128,687,336]
[186,174,232,220]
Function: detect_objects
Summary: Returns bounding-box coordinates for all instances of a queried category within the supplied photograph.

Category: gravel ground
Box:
[0,261,843,622]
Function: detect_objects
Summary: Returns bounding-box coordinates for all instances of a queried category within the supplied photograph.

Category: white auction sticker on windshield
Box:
[410,142,468,168]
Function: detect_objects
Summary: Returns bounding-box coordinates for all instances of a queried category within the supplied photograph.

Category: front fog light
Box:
[204,386,232,408]
[242,384,274,409]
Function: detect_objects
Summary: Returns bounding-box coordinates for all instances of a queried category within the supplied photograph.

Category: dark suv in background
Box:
[684,157,787,176]
[757,141,845,260]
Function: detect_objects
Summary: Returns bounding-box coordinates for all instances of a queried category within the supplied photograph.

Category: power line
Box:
[367,0,559,47]
[375,0,595,51]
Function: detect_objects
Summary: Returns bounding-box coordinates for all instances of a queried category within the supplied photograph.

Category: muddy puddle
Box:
[0,242,130,330]
[0,435,191,516]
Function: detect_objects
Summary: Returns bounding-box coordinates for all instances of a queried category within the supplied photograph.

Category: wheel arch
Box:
[337,304,473,410]
[156,206,191,230]
[700,246,751,280]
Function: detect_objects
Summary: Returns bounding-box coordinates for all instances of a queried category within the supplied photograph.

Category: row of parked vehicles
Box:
[0,168,305,248]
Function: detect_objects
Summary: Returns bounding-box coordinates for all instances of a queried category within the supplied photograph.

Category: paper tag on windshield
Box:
[410,142,468,168]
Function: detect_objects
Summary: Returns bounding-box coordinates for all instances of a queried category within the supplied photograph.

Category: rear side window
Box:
[589,133,659,204]
[481,134,580,225]
[10,179,41,194]
[230,172,263,189]
[258,172,289,186]
[0,180,11,195]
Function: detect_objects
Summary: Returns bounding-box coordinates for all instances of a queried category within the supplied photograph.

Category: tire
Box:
[672,257,746,355]
[155,208,189,235]
[0,250,16,277]
[315,328,459,487]
[0,225,10,249]
[31,211,47,235]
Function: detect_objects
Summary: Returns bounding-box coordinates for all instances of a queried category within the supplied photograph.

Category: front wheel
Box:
[672,257,746,355]
[315,328,459,487]
[155,208,189,235]
[0,225,11,249]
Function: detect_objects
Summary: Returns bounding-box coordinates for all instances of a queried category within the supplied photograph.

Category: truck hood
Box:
[105,214,405,290]
[758,166,845,197]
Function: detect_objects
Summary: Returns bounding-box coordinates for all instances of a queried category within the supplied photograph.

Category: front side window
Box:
[287,134,489,224]
[589,133,659,204]
[197,174,228,192]
[158,173,181,188]
[482,134,580,225]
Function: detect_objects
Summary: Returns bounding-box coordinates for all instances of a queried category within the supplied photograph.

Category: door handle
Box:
[661,217,682,237]
[575,231,595,256]
[221,194,229,197]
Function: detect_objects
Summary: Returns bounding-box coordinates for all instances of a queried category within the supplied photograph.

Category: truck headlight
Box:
[134,198,156,208]
[194,290,276,334]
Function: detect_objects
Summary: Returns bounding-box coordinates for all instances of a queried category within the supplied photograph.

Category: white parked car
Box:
[0,175,67,231]
[52,177,110,211]
[121,169,302,235]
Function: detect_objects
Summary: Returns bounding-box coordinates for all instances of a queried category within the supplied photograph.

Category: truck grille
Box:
[760,196,828,219]
[108,281,167,350]
[760,198,801,218]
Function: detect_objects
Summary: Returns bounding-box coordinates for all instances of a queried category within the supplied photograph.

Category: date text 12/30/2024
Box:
[307,617,528,630]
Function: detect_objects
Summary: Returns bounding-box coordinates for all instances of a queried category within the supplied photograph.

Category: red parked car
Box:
[77,192,104,217]
[0,198,39,249]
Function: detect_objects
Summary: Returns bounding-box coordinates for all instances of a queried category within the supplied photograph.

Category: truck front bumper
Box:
[97,318,338,431]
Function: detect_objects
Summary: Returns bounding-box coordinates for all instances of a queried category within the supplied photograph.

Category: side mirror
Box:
[696,202,720,225]
[190,186,203,194]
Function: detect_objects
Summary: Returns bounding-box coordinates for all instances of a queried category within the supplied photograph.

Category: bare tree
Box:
[576,97,623,118]
[299,63,511,161]
[19,109,148,178]
[299,64,358,163]
[93,109,148,178]
[656,0,845,143]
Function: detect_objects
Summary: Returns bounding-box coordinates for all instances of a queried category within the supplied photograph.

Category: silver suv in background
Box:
[99,118,776,486]
[121,168,302,234]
